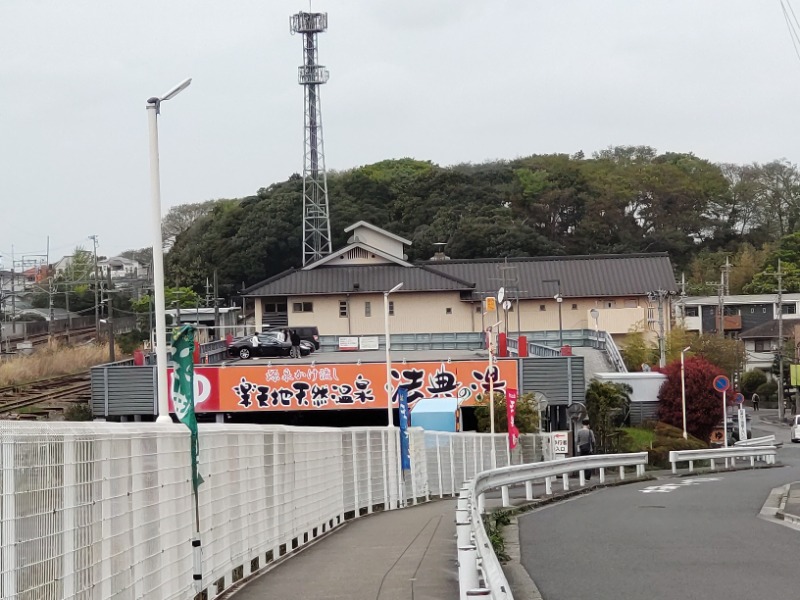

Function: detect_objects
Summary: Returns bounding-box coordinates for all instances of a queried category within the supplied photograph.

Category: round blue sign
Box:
[734,392,744,404]
[712,375,730,393]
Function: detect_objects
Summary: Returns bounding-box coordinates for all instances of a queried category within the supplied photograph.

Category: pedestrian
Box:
[751,392,760,412]
[575,418,596,480]
[290,329,302,359]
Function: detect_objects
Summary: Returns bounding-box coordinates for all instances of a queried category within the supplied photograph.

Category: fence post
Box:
[525,480,533,501]
[366,432,373,514]
[545,476,553,495]
[381,431,390,510]
[436,434,444,499]
[562,473,569,491]
[501,485,510,507]
[2,439,17,599]
[351,431,360,512]
[449,437,456,496]
[599,467,606,484]
[62,433,77,598]
[458,545,480,600]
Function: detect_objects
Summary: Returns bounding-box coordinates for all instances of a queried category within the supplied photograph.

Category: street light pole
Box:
[384,282,403,427]
[543,279,563,348]
[147,77,192,424]
[680,346,691,440]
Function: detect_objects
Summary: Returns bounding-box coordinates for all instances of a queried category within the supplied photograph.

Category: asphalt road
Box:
[519,411,800,600]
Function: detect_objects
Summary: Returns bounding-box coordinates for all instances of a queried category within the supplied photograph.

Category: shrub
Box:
[620,422,707,468]
[740,370,767,397]
[63,403,93,421]
[756,381,778,401]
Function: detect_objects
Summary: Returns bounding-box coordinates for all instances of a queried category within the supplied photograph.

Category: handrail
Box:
[669,446,777,474]
[603,332,627,373]
[460,452,648,599]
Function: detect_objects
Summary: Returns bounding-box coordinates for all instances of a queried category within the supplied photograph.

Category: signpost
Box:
[712,375,730,448]
[734,392,746,441]
[552,431,569,456]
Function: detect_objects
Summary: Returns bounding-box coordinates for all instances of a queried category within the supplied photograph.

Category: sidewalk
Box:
[230,500,459,600]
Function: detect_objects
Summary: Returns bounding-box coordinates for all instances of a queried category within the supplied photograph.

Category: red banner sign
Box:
[506,387,519,449]
[168,360,518,413]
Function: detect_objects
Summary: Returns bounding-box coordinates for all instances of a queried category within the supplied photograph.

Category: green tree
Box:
[620,329,658,371]
[740,370,767,397]
[474,391,540,434]
[585,380,632,453]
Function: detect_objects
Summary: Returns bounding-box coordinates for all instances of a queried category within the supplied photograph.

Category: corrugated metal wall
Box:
[629,402,659,425]
[518,356,585,405]
[91,366,156,417]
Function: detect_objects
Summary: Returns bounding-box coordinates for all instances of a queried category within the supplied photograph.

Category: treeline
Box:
[159,146,800,296]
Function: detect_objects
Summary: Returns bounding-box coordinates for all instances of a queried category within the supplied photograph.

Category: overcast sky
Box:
[2,1,800,265]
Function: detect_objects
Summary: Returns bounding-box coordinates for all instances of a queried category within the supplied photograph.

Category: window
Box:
[389,301,395,316]
[446,307,452,315]
[365,301,371,317]
[571,303,578,310]
[339,301,348,318]
[781,304,797,315]
[754,340,771,352]
[539,304,546,311]
[292,302,313,313]
[605,301,615,309]
[763,307,767,313]
[685,306,699,317]
[475,306,481,313]
[624,299,638,308]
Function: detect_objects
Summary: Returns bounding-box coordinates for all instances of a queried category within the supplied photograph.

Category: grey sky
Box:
[2,1,800,264]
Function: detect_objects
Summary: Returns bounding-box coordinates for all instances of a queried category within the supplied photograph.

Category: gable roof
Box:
[302,241,412,270]
[344,221,412,245]
[242,252,676,299]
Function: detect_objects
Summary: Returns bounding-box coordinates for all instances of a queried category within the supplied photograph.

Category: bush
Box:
[741,370,767,397]
[63,403,93,421]
[619,422,707,468]
[756,381,778,401]
[117,329,148,355]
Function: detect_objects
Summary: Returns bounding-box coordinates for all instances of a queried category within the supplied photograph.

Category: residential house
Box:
[242,221,678,345]
[677,294,800,337]
[738,318,800,371]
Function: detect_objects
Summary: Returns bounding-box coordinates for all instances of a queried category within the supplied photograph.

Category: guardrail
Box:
[458,452,648,599]
[603,332,627,373]
[669,446,777,474]
[734,434,776,447]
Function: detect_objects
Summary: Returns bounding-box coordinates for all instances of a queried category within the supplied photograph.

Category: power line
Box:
[780,0,800,64]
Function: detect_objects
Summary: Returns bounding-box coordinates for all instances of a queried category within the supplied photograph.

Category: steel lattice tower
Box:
[290,11,332,266]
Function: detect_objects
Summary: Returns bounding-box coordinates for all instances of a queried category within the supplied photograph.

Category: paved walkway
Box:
[230,500,459,600]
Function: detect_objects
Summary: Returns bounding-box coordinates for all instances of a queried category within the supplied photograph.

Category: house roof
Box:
[739,319,800,340]
[243,252,676,299]
[242,264,474,296]
[302,241,412,270]
[683,293,800,306]
[418,253,677,299]
[344,221,412,245]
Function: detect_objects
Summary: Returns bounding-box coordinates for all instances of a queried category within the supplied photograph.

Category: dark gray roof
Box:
[243,253,677,299]
[418,254,676,298]
[739,319,800,340]
[243,264,473,296]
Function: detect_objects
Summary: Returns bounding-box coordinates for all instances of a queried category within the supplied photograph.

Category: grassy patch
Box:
[619,423,707,468]
[483,509,511,563]
[0,344,114,387]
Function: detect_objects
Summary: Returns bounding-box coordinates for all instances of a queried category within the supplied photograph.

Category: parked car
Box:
[264,326,320,350]
[227,333,311,360]
[791,415,800,443]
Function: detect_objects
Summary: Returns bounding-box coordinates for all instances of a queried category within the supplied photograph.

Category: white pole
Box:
[147,102,171,424]
[384,291,393,427]
[680,350,688,440]
[722,389,728,448]
[489,338,496,469]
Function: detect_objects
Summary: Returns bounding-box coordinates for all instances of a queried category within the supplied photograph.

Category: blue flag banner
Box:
[398,387,411,471]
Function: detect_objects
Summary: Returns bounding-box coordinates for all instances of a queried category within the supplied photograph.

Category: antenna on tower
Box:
[290,10,333,266]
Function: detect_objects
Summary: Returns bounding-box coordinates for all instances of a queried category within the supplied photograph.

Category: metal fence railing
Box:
[0,422,546,600]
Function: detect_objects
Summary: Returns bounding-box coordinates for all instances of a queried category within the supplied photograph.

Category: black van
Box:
[265,326,320,350]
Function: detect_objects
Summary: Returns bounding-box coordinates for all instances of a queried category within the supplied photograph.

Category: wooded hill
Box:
[161,146,800,297]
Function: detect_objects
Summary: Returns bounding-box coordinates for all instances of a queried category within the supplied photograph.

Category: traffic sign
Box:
[497,287,505,303]
[502,300,512,311]
[485,297,496,312]
[733,392,744,405]
[712,375,730,393]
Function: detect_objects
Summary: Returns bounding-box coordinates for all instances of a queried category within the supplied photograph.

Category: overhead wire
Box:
[780,0,800,64]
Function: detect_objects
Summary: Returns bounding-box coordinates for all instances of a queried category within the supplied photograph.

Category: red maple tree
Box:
[657,356,727,443]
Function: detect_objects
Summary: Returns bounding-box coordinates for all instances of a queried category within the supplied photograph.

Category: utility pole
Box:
[46,236,54,345]
[106,267,115,362]
[10,245,16,334]
[89,235,100,338]
[777,259,785,422]
[723,256,731,297]
[213,270,220,340]
[648,290,668,368]
[717,273,725,339]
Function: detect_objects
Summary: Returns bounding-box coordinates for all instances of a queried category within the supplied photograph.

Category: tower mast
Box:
[290,10,332,266]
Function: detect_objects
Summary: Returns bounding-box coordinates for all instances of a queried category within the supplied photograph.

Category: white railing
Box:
[734,434,776,447]
[457,452,648,600]
[0,422,546,600]
[669,446,777,474]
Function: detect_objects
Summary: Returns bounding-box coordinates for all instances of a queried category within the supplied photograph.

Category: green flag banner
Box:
[172,324,204,492]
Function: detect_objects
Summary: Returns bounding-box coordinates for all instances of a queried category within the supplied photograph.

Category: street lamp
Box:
[590,307,600,348]
[543,279,563,348]
[384,282,403,427]
[680,346,691,440]
[147,77,192,424]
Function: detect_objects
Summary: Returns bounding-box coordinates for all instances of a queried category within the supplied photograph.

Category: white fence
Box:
[457,452,649,600]
[0,422,546,600]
